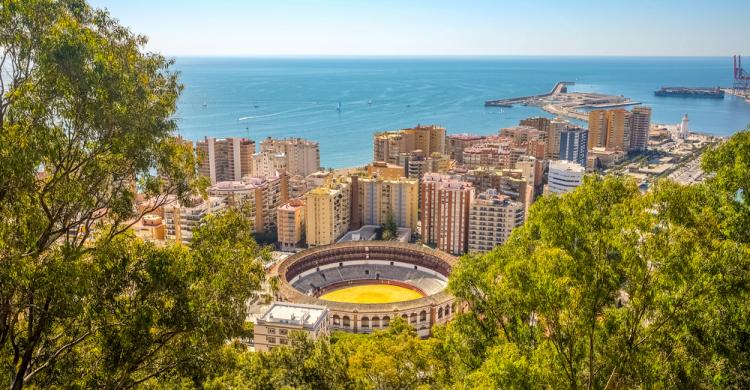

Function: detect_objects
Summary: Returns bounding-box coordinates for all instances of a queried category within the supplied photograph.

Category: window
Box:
[361,316,369,328]
[279,338,288,345]
[280,329,288,335]
[372,316,380,328]
[382,316,390,327]
[343,316,351,327]
[438,307,444,319]
[333,314,341,326]
[410,313,417,324]
[420,310,427,322]
[268,328,276,335]
[267,336,276,343]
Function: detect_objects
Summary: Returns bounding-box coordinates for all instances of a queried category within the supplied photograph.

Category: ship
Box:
[654,87,724,99]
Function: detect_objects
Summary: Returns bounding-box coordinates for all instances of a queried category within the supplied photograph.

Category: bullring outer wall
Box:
[272,241,458,337]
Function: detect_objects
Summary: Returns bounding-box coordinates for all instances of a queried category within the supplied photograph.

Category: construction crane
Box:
[734,55,750,91]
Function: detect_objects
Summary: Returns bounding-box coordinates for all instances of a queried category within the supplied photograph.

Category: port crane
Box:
[734,55,750,91]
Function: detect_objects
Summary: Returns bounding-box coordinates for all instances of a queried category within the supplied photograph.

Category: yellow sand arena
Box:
[319,284,424,304]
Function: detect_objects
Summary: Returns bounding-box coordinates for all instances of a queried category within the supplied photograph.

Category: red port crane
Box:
[734,55,750,91]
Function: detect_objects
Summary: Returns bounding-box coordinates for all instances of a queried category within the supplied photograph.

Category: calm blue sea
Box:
[173,57,750,168]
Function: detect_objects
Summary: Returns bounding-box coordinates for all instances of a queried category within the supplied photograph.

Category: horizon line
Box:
[163,53,740,59]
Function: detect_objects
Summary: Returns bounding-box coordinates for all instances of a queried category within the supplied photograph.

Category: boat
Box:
[654,87,724,99]
[336,102,342,112]
[368,100,373,105]
[202,101,207,107]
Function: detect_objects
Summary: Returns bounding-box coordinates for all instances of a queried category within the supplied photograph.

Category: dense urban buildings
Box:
[350,176,419,231]
[196,137,255,183]
[547,160,586,194]
[373,124,446,163]
[446,134,487,163]
[207,175,289,233]
[253,302,329,352]
[468,189,525,253]
[305,180,351,247]
[420,173,475,255]
[258,137,321,177]
[164,196,227,243]
[559,127,589,166]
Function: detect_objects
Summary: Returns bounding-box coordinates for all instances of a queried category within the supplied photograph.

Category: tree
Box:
[0,1,203,387]
[448,173,750,388]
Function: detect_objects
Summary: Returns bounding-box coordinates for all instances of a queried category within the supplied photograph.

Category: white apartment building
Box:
[547,160,585,194]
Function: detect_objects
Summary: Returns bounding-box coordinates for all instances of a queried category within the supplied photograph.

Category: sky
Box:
[88,0,750,57]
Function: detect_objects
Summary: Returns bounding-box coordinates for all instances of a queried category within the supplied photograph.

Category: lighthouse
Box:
[679,114,689,139]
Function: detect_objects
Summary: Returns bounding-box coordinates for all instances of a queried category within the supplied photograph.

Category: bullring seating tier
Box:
[292,264,447,296]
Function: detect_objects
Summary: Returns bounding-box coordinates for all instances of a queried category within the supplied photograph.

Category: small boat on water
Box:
[202,101,207,107]
[336,102,342,112]
[368,100,373,105]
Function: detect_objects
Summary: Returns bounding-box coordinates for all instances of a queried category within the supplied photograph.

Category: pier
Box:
[485,81,575,107]
[485,81,640,122]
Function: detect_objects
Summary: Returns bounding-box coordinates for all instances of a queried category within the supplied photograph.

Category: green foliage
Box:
[0,1,264,388]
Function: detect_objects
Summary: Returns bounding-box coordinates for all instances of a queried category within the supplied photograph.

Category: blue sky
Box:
[88,0,750,56]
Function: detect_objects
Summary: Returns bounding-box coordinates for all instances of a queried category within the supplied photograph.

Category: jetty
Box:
[485,81,640,122]
[485,81,574,107]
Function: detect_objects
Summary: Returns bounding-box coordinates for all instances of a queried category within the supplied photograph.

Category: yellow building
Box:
[367,161,405,179]
[305,180,351,247]
[588,108,650,152]
[351,176,419,231]
[606,109,632,151]
[373,124,446,164]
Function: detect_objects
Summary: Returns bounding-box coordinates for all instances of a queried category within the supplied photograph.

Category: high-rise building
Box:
[196,137,255,183]
[547,160,585,194]
[468,190,525,253]
[277,199,306,251]
[164,196,227,243]
[420,173,475,255]
[548,118,573,160]
[305,180,351,247]
[373,124,446,163]
[629,106,652,151]
[587,107,651,152]
[207,174,289,233]
[258,137,321,177]
[351,176,419,231]
[559,128,589,166]
[588,110,609,150]
[251,151,288,178]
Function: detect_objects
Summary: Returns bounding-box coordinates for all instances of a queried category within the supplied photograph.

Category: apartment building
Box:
[196,137,255,183]
[468,190,525,253]
[420,173,475,255]
[305,180,351,247]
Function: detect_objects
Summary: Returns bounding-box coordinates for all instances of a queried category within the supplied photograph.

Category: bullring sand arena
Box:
[272,241,459,336]
[319,284,425,304]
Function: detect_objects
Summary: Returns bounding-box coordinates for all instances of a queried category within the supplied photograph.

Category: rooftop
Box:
[259,302,328,328]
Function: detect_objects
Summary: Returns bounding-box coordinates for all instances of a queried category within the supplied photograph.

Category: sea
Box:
[173,56,750,168]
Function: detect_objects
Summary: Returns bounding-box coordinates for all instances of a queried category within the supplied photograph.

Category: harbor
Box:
[485,81,641,121]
